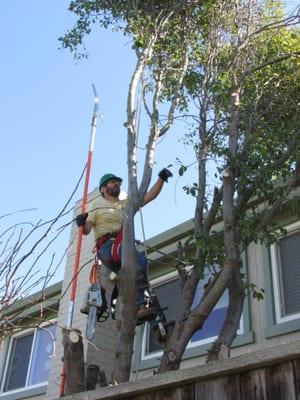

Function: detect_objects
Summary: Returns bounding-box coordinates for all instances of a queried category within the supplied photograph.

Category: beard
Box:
[106,184,120,198]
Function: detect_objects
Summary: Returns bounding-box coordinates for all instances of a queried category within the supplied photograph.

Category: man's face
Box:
[102,179,121,198]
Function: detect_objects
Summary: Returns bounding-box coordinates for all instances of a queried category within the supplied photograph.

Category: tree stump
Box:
[62,328,85,395]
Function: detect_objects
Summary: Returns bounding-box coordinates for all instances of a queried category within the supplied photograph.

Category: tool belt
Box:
[94,227,123,263]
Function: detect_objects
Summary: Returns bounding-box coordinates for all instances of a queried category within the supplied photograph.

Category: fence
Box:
[62,340,300,400]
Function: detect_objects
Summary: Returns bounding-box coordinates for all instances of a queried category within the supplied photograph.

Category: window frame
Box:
[263,220,300,338]
[0,321,56,399]
[268,221,300,322]
[141,271,178,361]
[135,261,252,369]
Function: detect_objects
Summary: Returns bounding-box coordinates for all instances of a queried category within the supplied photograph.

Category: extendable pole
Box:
[60,85,99,397]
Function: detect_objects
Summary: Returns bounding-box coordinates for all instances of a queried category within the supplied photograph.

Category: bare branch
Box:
[243,52,300,78]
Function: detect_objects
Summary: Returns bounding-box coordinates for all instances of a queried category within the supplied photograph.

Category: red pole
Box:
[60,85,99,396]
[69,149,92,312]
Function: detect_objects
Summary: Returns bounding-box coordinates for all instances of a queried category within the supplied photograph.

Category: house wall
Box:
[0,286,61,400]
[46,189,118,399]
[4,186,300,399]
[131,216,300,379]
[0,183,118,400]
[46,195,300,396]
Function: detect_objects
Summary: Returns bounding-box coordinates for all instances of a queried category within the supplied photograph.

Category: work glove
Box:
[76,212,88,227]
[158,168,173,182]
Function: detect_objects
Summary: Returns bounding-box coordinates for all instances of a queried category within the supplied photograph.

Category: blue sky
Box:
[1,1,298,287]
[0,1,196,220]
[0,1,198,286]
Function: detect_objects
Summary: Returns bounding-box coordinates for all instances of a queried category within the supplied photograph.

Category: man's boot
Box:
[153,319,175,345]
[136,291,161,325]
[136,304,160,325]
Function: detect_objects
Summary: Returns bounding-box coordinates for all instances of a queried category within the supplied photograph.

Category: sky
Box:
[0,1,198,287]
[1,1,298,288]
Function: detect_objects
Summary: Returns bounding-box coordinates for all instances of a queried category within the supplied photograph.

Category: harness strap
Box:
[93,227,123,263]
[89,263,98,284]
[93,233,113,254]
[111,229,122,263]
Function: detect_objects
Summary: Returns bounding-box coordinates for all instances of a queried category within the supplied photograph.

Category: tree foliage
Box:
[61,0,300,382]
[167,0,300,366]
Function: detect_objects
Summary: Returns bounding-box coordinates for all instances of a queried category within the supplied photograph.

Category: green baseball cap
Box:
[99,173,122,189]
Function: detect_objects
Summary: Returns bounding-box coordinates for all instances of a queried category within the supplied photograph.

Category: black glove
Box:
[158,168,173,182]
[76,212,88,227]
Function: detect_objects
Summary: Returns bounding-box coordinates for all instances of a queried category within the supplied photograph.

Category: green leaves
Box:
[246,283,265,301]
[178,164,187,176]
[183,183,198,197]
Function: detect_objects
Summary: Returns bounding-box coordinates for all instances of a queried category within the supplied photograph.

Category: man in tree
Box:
[76,168,172,324]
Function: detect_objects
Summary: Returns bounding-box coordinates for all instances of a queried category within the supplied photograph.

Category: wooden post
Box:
[86,364,100,391]
[62,328,85,395]
[99,370,108,387]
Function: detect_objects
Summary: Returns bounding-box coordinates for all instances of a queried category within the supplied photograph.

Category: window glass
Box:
[147,279,181,353]
[277,230,300,318]
[2,323,56,394]
[145,271,229,355]
[4,333,34,391]
[28,324,56,385]
[191,278,228,343]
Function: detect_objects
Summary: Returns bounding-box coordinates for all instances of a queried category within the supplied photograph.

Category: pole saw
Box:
[60,84,99,397]
[67,84,99,328]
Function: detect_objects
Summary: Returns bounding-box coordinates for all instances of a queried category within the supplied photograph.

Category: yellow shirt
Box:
[87,195,127,241]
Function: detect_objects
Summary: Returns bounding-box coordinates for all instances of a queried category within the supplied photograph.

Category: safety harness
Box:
[93,227,123,263]
[91,228,123,320]
[92,229,170,333]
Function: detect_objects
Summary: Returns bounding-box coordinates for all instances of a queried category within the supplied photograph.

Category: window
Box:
[270,222,300,324]
[1,324,56,395]
[145,277,182,354]
[141,269,238,360]
[190,276,229,346]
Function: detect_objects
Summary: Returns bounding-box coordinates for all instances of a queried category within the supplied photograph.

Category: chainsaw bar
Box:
[86,282,102,340]
[86,305,97,340]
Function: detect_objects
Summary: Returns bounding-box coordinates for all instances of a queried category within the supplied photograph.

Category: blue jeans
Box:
[97,239,149,305]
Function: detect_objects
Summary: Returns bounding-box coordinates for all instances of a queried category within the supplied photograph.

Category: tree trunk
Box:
[206,263,244,362]
[157,324,195,373]
[205,80,241,361]
[157,268,199,373]
[158,265,232,373]
[113,205,136,383]
[62,328,85,395]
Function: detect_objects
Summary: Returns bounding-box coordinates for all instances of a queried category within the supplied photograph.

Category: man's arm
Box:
[142,168,173,207]
[75,213,93,235]
[142,178,164,206]
[82,220,93,235]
